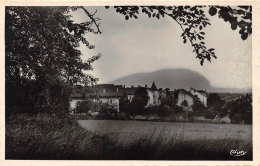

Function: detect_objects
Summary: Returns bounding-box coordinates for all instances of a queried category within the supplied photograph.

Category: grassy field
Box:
[5,117,113,160]
[6,117,252,160]
[79,120,252,160]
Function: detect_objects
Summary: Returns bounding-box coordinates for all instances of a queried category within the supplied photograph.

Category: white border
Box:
[1,1,259,166]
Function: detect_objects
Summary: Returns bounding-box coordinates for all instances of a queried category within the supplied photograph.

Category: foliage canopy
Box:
[5,6,101,119]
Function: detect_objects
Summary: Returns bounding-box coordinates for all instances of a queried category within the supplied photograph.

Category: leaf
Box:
[223,14,230,22]
[206,55,211,62]
[238,20,247,28]
[231,23,237,30]
[239,28,245,34]
[183,39,187,43]
[125,15,129,20]
[200,59,204,66]
[238,6,249,10]
[209,6,217,16]
[242,13,251,20]
[199,25,203,30]
[237,9,245,15]
[200,32,205,35]
[208,48,215,52]
[248,27,252,34]
[156,14,160,19]
[190,6,196,11]
[241,33,248,40]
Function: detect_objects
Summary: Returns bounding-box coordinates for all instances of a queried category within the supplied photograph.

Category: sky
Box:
[71,6,252,89]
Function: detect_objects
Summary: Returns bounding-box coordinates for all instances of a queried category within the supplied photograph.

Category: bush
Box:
[220,120,226,124]
[191,100,206,115]
[180,100,188,107]
[143,105,171,117]
[75,100,89,114]
[205,111,215,119]
[172,105,184,113]
[99,102,119,120]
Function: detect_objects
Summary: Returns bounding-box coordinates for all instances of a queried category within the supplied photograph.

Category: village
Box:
[69,82,236,123]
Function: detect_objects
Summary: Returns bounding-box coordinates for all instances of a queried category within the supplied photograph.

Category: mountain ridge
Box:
[109,68,251,93]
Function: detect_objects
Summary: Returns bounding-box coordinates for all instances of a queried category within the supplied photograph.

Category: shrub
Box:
[191,100,206,115]
[99,102,119,120]
[143,105,171,117]
[205,111,215,119]
[75,100,89,114]
[181,100,188,107]
[172,105,184,113]
[220,120,226,124]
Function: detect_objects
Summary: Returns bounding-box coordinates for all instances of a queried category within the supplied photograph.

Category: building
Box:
[70,84,124,111]
[189,87,207,106]
[94,84,124,109]
[70,82,208,113]
[146,82,160,107]
[123,86,138,101]
[175,89,199,109]
[158,88,167,105]
[70,92,84,109]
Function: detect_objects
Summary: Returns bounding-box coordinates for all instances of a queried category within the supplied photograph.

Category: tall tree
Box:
[5,6,101,120]
[130,87,150,116]
[119,92,131,113]
[227,94,252,124]
[106,6,252,66]
[160,91,177,108]
[207,93,225,114]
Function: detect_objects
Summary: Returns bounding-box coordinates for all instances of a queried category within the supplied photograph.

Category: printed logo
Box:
[230,149,247,156]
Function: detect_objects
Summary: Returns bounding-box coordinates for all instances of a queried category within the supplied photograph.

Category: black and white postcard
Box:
[1,1,260,166]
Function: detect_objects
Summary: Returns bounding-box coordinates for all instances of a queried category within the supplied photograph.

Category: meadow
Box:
[79,120,252,160]
[6,117,252,160]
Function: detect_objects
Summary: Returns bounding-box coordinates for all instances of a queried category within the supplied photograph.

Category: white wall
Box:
[177,93,194,107]
[190,90,207,106]
[127,95,134,102]
[146,90,160,107]
[70,97,120,111]
[70,99,83,109]
[99,97,120,111]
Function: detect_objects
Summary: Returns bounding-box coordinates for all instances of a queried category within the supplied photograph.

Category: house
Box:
[190,87,207,106]
[92,84,124,111]
[70,92,84,109]
[158,88,167,105]
[69,84,124,111]
[123,86,138,101]
[175,89,199,109]
[124,82,161,107]
[146,82,160,107]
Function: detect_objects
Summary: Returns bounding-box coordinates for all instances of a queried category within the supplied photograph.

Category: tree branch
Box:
[158,8,212,61]
[80,6,102,34]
